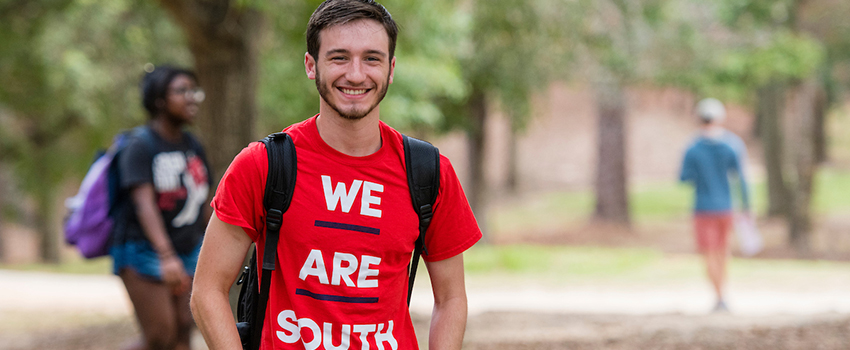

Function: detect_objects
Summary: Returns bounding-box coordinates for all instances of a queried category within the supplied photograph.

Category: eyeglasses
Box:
[170,87,206,102]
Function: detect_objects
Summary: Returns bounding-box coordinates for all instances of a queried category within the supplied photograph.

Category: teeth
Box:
[342,88,367,95]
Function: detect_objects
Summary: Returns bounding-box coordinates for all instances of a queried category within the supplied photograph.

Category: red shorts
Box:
[693,212,733,253]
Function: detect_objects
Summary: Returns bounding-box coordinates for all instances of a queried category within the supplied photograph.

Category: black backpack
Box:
[235,132,440,350]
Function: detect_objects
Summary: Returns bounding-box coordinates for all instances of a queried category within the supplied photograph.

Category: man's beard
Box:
[315,68,390,120]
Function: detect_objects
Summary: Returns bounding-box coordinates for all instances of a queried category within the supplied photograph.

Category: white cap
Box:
[696,98,726,123]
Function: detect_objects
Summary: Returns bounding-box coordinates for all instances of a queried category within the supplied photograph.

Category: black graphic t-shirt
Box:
[117,127,210,253]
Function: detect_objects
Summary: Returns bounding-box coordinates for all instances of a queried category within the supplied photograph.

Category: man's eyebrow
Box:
[324,49,349,56]
[323,49,387,57]
[364,50,387,57]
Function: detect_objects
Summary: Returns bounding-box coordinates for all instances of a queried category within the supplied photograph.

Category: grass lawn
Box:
[5,169,850,279]
[491,167,850,235]
[1,255,112,275]
[463,243,850,288]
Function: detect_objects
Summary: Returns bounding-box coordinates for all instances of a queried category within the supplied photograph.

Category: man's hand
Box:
[160,255,191,295]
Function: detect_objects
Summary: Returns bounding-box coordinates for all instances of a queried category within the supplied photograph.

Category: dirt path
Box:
[3,267,850,349]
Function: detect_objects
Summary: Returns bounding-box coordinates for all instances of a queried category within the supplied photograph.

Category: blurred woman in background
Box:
[111,65,210,350]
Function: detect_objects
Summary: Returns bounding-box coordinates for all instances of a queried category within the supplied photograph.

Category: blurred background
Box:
[2,0,850,349]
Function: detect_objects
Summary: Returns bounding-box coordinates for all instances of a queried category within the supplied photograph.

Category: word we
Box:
[322,176,384,218]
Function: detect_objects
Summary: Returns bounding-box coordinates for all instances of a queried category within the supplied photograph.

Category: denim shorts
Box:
[111,239,202,281]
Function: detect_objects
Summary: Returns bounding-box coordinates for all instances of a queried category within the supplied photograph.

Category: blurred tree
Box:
[157,0,263,183]
[569,0,669,226]
[0,0,188,262]
[715,0,839,253]
[628,0,831,253]
[443,0,570,238]
[0,165,7,262]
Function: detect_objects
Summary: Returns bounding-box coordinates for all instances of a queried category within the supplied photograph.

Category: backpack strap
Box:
[108,125,160,246]
[128,125,158,152]
[403,134,440,305]
[248,132,296,350]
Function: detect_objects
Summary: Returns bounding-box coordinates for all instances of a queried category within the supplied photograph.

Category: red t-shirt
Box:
[212,116,482,349]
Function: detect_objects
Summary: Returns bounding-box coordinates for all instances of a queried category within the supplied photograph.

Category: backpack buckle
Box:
[237,265,249,285]
[266,209,283,231]
[419,204,433,221]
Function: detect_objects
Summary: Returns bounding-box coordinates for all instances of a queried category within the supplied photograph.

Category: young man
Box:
[679,97,751,313]
[190,1,482,349]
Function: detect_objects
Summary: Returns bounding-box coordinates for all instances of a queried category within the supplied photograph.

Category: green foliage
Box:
[254,0,317,131]
[444,0,571,131]
[723,31,824,85]
[668,31,824,105]
[0,0,189,187]
[568,0,680,84]
[375,0,469,131]
[718,0,796,28]
[652,0,832,105]
[0,0,188,241]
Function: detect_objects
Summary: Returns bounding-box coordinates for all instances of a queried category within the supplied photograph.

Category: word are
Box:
[277,310,398,350]
[300,249,381,288]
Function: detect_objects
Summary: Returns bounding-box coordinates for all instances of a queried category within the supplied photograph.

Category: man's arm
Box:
[679,150,696,183]
[425,253,468,350]
[130,184,190,294]
[191,212,253,350]
[733,146,751,213]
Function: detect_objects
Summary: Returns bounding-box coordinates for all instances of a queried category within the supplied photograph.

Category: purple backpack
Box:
[64,127,152,258]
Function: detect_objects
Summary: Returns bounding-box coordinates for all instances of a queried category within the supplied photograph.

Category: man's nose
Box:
[345,59,367,84]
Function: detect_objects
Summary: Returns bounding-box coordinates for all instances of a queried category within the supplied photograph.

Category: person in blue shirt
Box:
[680,97,751,312]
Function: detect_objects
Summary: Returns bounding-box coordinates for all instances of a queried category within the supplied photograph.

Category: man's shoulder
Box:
[683,136,705,155]
[720,130,746,150]
[717,129,741,141]
[228,141,268,173]
[379,120,405,142]
[279,115,317,140]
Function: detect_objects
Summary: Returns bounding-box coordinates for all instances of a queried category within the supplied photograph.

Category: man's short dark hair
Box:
[306,0,398,61]
[141,65,198,118]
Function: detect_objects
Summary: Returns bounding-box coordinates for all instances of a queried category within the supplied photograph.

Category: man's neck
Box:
[150,117,184,143]
[700,124,725,139]
[315,112,382,157]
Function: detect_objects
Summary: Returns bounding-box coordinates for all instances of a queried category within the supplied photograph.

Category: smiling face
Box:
[305,18,395,121]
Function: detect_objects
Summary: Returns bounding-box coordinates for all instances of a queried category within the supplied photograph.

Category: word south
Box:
[277,310,398,350]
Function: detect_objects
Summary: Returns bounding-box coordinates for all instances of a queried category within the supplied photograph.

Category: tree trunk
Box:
[0,165,7,263]
[757,82,790,217]
[159,0,263,185]
[34,147,60,263]
[466,88,489,241]
[813,85,828,164]
[787,78,820,255]
[505,116,519,193]
[593,78,630,226]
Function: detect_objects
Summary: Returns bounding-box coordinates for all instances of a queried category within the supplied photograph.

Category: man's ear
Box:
[155,98,166,109]
[305,52,317,80]
[388,56,396,84]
